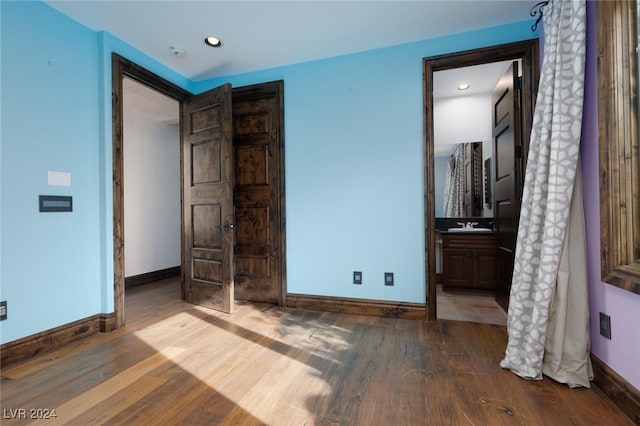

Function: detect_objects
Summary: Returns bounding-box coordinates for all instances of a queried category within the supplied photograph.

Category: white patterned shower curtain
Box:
[500,0,592,388]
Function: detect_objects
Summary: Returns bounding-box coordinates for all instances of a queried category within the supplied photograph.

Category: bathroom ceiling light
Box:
[204,36,223,48]
[457,83,470,91]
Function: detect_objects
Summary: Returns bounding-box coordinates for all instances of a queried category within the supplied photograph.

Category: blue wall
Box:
[0,1,192,343]
[1,1,102,342]
[0,0,536,343]
[194,23,536,303]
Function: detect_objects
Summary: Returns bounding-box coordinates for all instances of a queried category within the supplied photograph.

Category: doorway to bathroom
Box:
[423,39,540,322]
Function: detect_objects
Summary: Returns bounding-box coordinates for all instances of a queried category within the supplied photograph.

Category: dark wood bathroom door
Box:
[492,62,522,310]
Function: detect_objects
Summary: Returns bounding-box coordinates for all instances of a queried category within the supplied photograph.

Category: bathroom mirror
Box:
[598,0,640,295]
[435,141,488,218]
[432,63,511,220]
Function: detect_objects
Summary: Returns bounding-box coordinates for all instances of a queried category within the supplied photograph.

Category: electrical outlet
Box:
[353,271,362,285]
[599,312,611,339]
[384,272,394,286]
[0,301,7,321]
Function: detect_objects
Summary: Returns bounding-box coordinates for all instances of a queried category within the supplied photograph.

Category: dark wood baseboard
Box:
[125,266,180,288]
[286,293,426,320]
[1,312,115,368]
[591,354,640,424]
[100,312,117,333]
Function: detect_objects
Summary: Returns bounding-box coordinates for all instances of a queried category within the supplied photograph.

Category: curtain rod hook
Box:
[530,1,549,32]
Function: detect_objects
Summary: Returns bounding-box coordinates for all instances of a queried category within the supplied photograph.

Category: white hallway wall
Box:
[123,81,180,277]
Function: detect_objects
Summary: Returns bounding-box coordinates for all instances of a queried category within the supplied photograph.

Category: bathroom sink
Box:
[447,227,492,232]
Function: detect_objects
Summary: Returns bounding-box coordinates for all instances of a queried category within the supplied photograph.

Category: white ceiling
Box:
[433,60,515,99]
[124,77,179,124]
[45,0,537,81]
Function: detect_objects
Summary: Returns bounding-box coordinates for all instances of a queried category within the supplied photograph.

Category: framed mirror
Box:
[598,0,640,295]
[435,141,487,218]
[431,63,514,223]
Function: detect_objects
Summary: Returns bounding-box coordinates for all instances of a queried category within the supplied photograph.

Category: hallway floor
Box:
[436,284,507,326]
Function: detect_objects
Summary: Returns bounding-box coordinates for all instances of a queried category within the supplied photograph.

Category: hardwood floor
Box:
[1,278,633,425]
[436,284,507,326]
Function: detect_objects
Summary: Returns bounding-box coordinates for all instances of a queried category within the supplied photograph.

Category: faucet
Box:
[456,221,476,228]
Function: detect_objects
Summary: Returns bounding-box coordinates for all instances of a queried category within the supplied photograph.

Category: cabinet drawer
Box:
[442,234,496,249]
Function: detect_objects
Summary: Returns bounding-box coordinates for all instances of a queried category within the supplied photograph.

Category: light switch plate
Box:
[48,171,71,187]
[384,272,394,286]
[599,312,611,339]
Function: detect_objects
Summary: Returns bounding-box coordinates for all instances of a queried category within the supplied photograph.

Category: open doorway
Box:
[423,40,540,322]
[122,78,181,290]
[111,55,286,329]
[432,60,514,326]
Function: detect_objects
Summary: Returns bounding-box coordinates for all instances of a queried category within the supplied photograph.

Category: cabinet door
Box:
[442,249,474,289]
[474,249,497,290]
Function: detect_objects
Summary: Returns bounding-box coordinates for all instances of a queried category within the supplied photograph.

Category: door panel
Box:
[475,250,497,290]
[442,249,474,289]
[235,145,269,185]
[232,83,284,304]
[182,83,234,313]
[492,62,521,310]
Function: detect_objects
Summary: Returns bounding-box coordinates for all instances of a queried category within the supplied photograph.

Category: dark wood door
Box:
[232,81,284,305]
[181,83,234,313]
[491,62,522,310]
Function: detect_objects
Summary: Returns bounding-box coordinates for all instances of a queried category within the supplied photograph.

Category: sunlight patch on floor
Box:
[131,310,342,424]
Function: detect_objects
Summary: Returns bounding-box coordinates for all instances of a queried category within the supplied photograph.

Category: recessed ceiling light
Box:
[457,83,470,91]
[204,36,223,48]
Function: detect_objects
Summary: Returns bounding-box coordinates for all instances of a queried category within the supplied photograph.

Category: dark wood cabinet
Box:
[442,233,497,291]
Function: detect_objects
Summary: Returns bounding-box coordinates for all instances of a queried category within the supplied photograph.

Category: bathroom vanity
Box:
[441,230,497,292]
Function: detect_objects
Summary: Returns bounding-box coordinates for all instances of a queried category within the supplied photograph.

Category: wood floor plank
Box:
[29,346,185,425]
[51,375,168,426]
[0,278,634,425]
[218,309,345,424]
[355,317,429,424]
[2,334,163,413]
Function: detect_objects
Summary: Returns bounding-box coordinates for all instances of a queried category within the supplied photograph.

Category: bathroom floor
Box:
[436,284,507,326]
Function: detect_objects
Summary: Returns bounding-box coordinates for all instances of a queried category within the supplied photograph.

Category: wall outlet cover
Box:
[353,271,362,285]
[599,312,611,340]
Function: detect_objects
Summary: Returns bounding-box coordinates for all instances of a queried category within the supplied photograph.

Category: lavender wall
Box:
[582,1,640,390]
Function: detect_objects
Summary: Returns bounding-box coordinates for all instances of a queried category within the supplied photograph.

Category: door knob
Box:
[223,220,234,232]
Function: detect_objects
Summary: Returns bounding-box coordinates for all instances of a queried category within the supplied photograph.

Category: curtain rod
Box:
[530,1,549,32]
